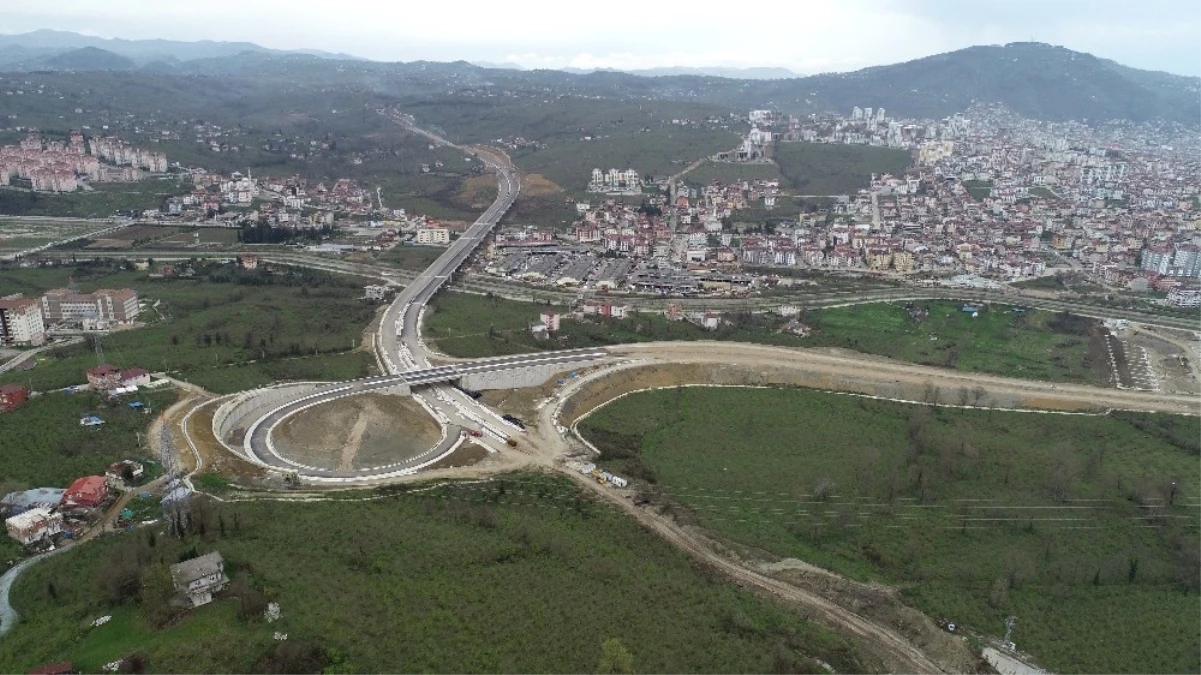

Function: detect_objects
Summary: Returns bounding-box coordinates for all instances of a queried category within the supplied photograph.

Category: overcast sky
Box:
[5,0,1200,76]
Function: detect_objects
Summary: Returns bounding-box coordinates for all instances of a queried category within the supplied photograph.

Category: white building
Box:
[5,507,63,545]
[170,551,230,607]
[416,228,450,245]
[1167,288,1201,307]
[540,311,561,331]
[0,296,46,346]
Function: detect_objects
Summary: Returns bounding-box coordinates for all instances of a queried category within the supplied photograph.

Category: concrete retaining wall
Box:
[213,383,322,446]
[459,358,599,391]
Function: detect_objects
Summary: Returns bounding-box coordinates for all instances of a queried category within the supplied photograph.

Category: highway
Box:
[235,114,606,477]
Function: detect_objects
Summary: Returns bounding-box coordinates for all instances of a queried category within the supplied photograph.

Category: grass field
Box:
[804,301,1107,385]
[0,262,377,394]
[0,388,176,489]
[0,181,191,218]
[427,294,1107,385]
[681,161,783,187]
[0,475,865,674]
[375,245,445,271]
[0,220,116,253]
[963,180,993,201]
[580,388,1201,674]
[512,128,741,190]
[773,143,912,195]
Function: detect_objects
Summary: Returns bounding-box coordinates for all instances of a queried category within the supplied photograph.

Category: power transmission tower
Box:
[94,335,106,366]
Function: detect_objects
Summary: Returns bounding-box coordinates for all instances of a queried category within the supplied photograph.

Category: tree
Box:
[139,563,177,627]
[597,638,634,674]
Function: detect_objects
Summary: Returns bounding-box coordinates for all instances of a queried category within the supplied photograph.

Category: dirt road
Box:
[612,341,1199,415]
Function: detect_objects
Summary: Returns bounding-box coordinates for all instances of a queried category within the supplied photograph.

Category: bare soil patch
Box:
[273,393,441,471]
[457,175,499,208]
[426,442,490,470]
[519,173,563,197]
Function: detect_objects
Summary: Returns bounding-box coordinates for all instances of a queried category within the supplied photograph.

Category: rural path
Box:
[0,544,73,637]
[612,341,1200,415]
[339,408,371,472]
[562,469,948,673]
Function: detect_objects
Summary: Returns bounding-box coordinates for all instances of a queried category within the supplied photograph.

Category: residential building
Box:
[0,296,46,346]
[41,288,139,324]
[5,507,64,545]
[0,383,29,412]
[170,552,230,607]
[1166,287,1201,307]
[540,311,561,331]
[416,228,450,245]
[60,476,109,509]
[87,364,121,390]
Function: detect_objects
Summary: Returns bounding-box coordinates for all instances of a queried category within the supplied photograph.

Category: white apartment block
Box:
[0,296,46,346]
[416,228,450,245]
[41,288,140,324]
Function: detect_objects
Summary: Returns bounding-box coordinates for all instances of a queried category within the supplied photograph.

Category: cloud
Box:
[2,0,1198,75]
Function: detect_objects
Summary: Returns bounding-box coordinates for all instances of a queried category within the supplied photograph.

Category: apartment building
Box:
[41,288,139,325]
[0,296,46,346]
[416,228,450,245]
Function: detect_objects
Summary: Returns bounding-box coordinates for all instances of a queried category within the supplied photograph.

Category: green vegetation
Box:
[513,129,741,190]
[804,301,1107,385]
[428,294,1106,385]
[1,475,863,674]
[0,260,377,393]
[0,388,175,488]
[682,161,782,186]
[581,388,1201,674]
[1029,186,1058,199]
[1011,275,1067,291]
[0,220,118,253]
[963,180,993,201]
[424,292,814,359]
[374,245,444,271]
[0,181,191,218]
[773,142,911,195]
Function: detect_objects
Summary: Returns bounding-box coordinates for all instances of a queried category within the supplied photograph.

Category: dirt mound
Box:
[274,394,441,471]
[457,175,499,207]
[519,173,563,197]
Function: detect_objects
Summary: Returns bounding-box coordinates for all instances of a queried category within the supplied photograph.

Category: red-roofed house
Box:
[86,364,120,389]
[118,368,150,387]
[61,476,109,509]
[0,383,28,412]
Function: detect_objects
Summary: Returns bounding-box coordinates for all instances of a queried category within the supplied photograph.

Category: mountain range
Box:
[0,31,1196,127]
[0,29,360,69]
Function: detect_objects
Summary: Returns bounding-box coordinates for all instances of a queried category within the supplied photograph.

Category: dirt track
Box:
[609,341,1200,416]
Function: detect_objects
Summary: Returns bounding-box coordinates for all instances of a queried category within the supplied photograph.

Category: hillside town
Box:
[0,131,167,192]
[471,104,1200,306]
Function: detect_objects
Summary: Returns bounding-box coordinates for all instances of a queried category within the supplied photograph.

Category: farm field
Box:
[804,300,1109,386]
[0,388,176,489]
[0,475,865,674]
[579,387,1201,674]
[0,261,377,393]
[773,142,912,195]
[426,293,1110,386]
[0,181,191,218]
[682,160,783,186]
[0,219,116,253]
